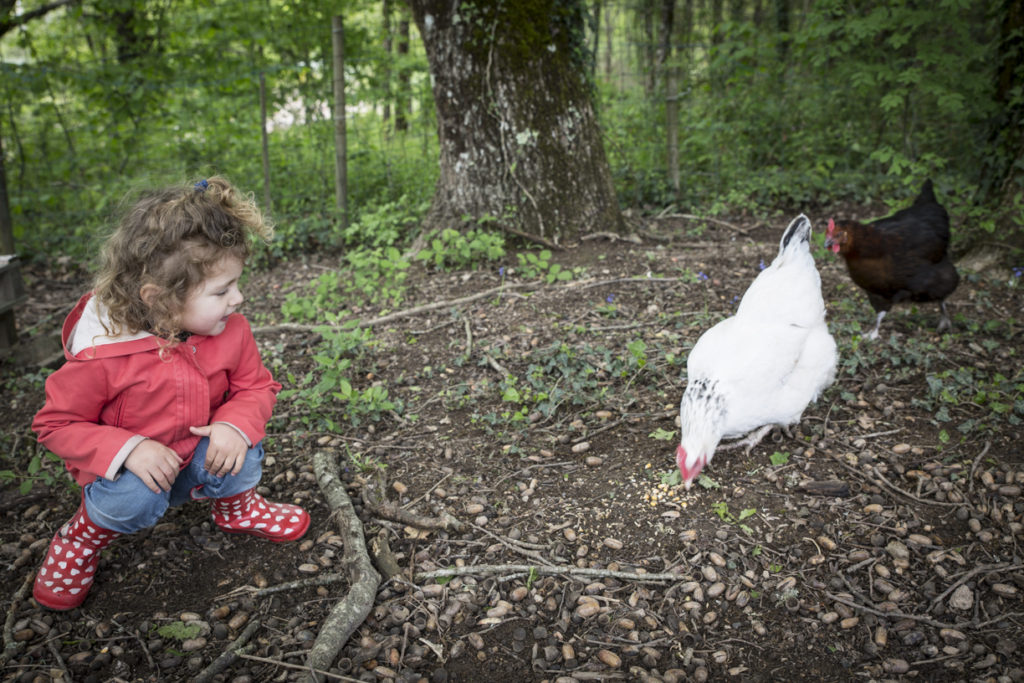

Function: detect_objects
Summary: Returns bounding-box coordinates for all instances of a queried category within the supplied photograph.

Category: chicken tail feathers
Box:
[914,179,936,206]
[779,214,812,254]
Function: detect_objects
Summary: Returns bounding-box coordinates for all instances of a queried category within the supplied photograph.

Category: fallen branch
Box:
[414,563,684,584]
[253,282,535,335]
[306,452,382,683]
[254,275,697,337]
[193,618,261,683]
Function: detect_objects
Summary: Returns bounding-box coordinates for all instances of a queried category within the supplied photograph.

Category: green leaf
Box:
[769,451,789,466]
[648,427,677,442]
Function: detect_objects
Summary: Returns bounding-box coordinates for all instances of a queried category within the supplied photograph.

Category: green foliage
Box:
[769,451,790,467]
[659,468,682,487]
[515,250,579,283]
[0,451,65,495]
[341,196,431,249]
[156,622,202,641]
[416,227,506,270]
[711,502,756,534]
[3,0,1021,265]
[279,320,399,428]
[648,427,676,442]
[281,247,410,323]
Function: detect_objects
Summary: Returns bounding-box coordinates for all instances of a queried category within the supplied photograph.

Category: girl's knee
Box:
[83,475,170,533]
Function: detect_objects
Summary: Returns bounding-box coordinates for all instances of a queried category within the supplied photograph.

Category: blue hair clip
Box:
[194,179,209,192]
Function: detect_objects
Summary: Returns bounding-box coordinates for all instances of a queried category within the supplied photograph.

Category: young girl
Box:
[31,176,309,611]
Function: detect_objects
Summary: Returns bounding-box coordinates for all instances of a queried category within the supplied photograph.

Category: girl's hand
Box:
[190,423,247,478]
[124,439,181,493]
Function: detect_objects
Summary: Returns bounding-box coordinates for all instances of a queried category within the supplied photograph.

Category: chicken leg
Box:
[719,424,775,454]
[936,301,952,333]
[865,311,886,341]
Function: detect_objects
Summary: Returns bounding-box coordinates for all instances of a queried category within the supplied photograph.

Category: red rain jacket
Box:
[32,293,280,486]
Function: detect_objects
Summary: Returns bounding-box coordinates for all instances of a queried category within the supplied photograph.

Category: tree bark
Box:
[406,0,624,245]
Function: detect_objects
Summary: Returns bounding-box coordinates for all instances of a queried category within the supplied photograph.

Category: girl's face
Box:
[179,256,245,336]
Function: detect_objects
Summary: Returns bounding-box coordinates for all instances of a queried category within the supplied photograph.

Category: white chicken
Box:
[675,214,837,489]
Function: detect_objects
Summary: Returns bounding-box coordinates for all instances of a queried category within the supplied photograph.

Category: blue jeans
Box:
[83,438,265,534]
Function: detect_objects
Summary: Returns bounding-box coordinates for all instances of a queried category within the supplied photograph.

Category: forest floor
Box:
[1,211,1023,683]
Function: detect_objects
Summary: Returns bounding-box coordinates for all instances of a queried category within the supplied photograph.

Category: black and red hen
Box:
[825,179,959,340]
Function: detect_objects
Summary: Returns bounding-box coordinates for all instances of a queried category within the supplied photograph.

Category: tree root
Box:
[362,487,465,533]
[369,528,403,581]
[306,451,382,683]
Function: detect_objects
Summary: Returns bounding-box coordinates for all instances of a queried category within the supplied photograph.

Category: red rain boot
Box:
[33,502,120,611]
[210,488,309,542]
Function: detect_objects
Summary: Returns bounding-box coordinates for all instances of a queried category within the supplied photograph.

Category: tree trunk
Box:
[406,0,624,245]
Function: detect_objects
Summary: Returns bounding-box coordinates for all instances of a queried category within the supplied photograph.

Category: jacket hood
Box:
[63,293,164,360]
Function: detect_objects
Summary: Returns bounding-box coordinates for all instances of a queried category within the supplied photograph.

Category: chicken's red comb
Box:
[827,218,836,238]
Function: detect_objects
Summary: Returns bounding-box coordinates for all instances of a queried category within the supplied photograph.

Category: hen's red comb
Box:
[827,217,836,237]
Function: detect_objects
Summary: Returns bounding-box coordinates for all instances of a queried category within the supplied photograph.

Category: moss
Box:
[456,0,589,73]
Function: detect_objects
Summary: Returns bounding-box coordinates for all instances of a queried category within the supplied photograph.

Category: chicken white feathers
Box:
[676,215,837,487]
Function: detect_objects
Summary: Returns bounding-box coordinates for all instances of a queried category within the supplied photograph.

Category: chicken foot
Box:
[719,423,793,454]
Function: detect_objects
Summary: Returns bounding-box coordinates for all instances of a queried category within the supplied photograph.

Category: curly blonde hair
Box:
[92,176,273,341]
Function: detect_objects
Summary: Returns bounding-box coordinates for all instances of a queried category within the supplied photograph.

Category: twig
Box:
[0,572,33,665]
[193,618,261,683]
[469,523,559,566]
[402,471,453,511]
[237,652,359,681]
[869,466,962,507]
[651,212,758,234]
[968,440,992,498]
[857,428,902,440]
[414,563,684,583]
[573,276,689,291]
[929,563,1024,609]
[483,354,511,379]
[46,639,70,681]
[580,231,643,244]
[463,317,472,356]
[571,417,627,445]
[825,592,954,629]
[306,452,382,682]
[215,573,347,601]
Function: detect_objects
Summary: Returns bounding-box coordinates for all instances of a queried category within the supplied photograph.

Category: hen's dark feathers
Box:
[831,179,958,315]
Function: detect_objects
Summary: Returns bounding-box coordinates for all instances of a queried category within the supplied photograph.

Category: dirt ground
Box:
[1,211,1023,683]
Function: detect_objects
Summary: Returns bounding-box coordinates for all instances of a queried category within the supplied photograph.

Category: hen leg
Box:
[936,301,952,333]
[865,311,886,341]
[719,424,775,455]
